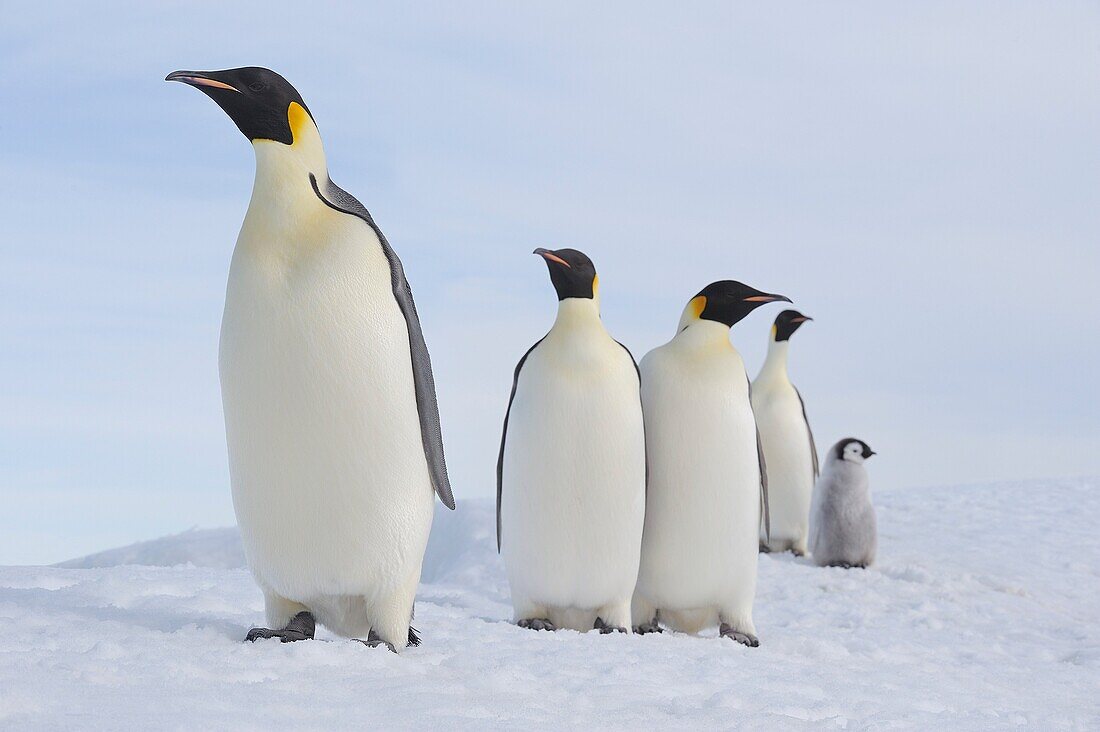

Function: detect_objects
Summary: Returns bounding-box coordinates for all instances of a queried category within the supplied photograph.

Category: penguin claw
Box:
[354,627,421,652]
[355,637,397,653]
[828,561,863,569]
[517,618,557,632]
[719,623,759,647]
[633,621,663,635]
[593,617,628,634]
[245,611,315,643]
[244,627,312,643]
[355,630,399,653]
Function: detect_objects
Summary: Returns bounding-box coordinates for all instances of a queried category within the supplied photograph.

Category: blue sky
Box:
[2,2,1098,564]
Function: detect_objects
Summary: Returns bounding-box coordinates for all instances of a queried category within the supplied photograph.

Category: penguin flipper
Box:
[496,338,545,552]
[613,339,641,382]
[794,386,820,478]
[310,174,455,510]
[747,377,770,541]
[613,339,647,494]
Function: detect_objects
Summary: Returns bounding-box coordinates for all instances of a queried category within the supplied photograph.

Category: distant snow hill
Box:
[5,480,1097,729]
[57,500,500,587]
[56,526,245,570]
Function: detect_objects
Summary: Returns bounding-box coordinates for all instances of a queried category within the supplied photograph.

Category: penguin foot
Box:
[632,620,664,635]
[245,611,315,643]
[719,623,759,647]
[354,627,420,652]
[758,543,773,554]
[791,548,806,558]
[517,618,557,632]
[355,635,396,653]
[828,561,866,569]
[593,617,628,634]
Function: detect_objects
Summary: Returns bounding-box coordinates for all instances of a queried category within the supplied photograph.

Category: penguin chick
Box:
[498,248,646,633]
[753,310,818,556]
[809,438,877,568]
[632,280,790,646]
[167,67,453,652]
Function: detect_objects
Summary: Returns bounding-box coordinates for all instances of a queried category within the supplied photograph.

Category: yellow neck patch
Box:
[771,323,778,340]
[689,295,706,320]
[592,274,599,298]
[287,102,311,145]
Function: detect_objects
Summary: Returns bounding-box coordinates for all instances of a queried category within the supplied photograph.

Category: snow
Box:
[3,479,1099,729]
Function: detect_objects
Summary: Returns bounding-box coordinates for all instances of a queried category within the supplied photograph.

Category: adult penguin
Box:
[753,310,818,555]
[166,67,454,652]
[632,281,789,646]
[497,248,646,633]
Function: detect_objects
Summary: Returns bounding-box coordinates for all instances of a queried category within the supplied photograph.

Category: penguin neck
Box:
[247,119,330,228]
[675,319,736,353]
[549,297,603,335]
[758,338,791,384]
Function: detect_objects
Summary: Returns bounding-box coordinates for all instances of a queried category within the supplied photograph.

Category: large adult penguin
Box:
[753,310,818,555]
[497,248,646,633]
[632,281,789,646]
[166,67,454,652]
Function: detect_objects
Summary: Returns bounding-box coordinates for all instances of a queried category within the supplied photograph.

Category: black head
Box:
[166,67,313,145]
[835,438,876,463]
[774,309,813,342]
[686,280,791,328]
[533,248,598,301]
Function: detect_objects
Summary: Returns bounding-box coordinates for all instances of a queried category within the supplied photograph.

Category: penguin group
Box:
[167,66,878,652]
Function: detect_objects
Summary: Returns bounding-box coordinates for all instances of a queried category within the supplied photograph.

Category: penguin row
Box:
[498,248,876,646]
[166,66,876,653]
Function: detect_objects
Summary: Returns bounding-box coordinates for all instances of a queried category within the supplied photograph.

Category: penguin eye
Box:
[247,81,267,93]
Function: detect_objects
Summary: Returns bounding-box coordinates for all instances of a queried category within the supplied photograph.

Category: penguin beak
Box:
[744,293,792,304]
[791,315,813,323]
[533,248,571,268]
[165,70,241,93]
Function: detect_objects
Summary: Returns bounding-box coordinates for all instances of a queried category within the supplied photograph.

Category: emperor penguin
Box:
[497,248,646,633]
[166,67,455,652]
[752,310,818,556]
[810,438,877,569]
[632,281,790,646]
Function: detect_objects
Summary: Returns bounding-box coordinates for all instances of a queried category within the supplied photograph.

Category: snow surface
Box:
[3,479,1099,729]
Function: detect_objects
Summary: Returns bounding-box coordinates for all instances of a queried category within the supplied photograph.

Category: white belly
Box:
[220,212,433,604]
[636,344,760,615]
[500,333,646,622]
[753,382,815,546]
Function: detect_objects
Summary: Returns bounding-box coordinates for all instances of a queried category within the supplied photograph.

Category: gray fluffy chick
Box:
[809,438,877,568]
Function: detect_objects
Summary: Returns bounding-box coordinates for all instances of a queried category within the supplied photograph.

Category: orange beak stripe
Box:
[537,251,571,268]
[175,76,240,92]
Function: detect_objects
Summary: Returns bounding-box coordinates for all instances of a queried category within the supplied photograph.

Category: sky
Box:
[1,1,1098,565]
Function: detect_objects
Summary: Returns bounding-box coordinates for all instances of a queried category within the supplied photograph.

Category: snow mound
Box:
[4,478,1099,729]
[56,500,495,581]
[57,527,245,570]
